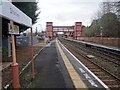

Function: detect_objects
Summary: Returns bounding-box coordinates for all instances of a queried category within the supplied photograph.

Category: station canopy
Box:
[0,0,32,27]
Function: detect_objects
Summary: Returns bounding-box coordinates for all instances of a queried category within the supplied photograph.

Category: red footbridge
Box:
[45,22,82,40]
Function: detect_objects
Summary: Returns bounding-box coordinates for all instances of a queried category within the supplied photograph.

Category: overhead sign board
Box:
[8,23,19,34]
[0,0,32,27]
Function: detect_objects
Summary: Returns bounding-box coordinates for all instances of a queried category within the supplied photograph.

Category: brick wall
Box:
[79,37,120,48]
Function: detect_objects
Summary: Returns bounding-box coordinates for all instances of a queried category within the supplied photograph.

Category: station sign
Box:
[0,0,32,27]
[8,23,19,35]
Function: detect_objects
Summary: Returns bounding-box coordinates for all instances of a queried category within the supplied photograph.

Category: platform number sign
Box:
[8,23,19,35]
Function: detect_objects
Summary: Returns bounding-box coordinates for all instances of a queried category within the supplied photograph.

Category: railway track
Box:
[91,46,120,61]
[59,38,120,89]
[65,39,120,79]
[66,39,120,65]
[61,38,120,78]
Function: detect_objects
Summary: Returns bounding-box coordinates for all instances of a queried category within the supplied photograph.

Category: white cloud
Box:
[35,0,103,31]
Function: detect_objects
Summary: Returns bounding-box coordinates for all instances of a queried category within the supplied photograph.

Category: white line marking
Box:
[83,73,91,79]
[58,40,110,90]
[79,68,98,87]
[19,60,31,75]
[88,79,98,87]
[79,68,85,73]
[4,84,10,89]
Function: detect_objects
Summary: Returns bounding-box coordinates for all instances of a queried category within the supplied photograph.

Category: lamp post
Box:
[31,27,34,80]
[100,27,103,44]
[38,24,42,31]
[35,27,38,36]
[38,24,46,45]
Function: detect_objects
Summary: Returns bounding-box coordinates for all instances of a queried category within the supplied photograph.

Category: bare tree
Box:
[113,1,120,21]
[101,1,114,14]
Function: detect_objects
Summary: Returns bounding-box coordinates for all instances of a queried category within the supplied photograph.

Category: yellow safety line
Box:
[56,40,87,89]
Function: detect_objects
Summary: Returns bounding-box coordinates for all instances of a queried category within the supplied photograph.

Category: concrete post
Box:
[31,28,34,80]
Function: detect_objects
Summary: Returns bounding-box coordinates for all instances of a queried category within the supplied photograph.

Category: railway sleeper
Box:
[108,85,120,88]
[88,67,98,69]
[94,72,108,76]
[104,81,119,85]
[93,71,105,74]
[98,76,112,80]
[84,64,96,67]
[102,79,117,82]
[90,69,101,72]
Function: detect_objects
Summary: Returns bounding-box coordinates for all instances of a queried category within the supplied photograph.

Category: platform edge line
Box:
[56,39,87,89]
[58,40,110,90]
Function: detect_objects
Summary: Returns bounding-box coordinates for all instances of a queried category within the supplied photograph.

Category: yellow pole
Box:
[10,21,16,64]
[11,35,16,64]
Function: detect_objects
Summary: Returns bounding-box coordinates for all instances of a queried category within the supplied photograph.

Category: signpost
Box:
[10,21,20,88]
[0,0,33,89]
[0,0,32,27]
[8,23,19,35]
[100,27,103,44]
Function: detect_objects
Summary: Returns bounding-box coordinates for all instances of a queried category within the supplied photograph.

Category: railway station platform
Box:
[27,40,75,88]
[66,38,120,52]
[26,38,109,89]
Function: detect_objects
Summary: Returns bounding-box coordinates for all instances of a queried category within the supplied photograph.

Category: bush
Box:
[0,47,2,54]
[2,47,8,56]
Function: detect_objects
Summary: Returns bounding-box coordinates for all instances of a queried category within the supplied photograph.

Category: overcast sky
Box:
[33,0,104,31]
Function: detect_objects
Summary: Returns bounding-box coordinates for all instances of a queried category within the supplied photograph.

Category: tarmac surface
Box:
[28,40,75,88]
